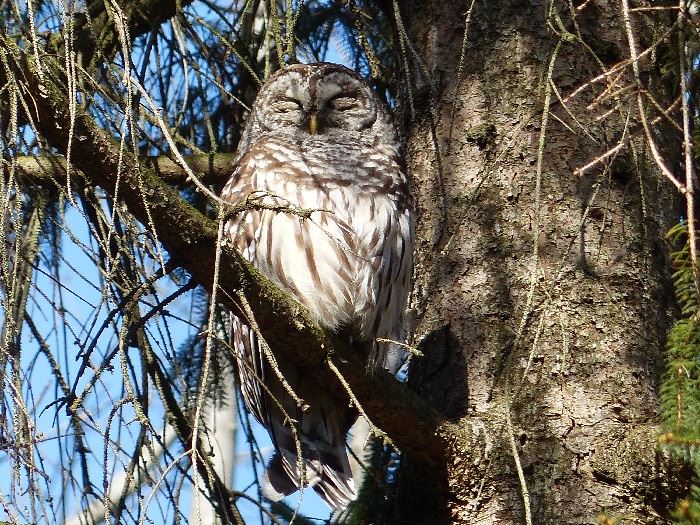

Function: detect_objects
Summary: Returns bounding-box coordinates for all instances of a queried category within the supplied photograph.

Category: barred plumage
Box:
[221,63,412,510]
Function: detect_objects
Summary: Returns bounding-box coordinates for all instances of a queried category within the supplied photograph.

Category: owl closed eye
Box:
[327,95,358,111]
[275,97,304,113]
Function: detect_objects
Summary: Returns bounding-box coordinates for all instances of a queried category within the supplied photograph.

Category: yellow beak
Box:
[309,113,318,135]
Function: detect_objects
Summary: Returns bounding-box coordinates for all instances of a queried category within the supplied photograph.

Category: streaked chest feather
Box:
[222,136,409,330]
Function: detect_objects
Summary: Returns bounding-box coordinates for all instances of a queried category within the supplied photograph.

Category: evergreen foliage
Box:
[661,224,700,524]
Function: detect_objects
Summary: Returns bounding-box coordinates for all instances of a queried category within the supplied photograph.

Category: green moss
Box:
[464,122,496,149]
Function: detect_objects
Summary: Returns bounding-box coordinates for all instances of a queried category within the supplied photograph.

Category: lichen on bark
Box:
[394,0,682,522]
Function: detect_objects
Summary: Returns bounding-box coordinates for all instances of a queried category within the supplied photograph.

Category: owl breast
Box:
[223,135,411,344]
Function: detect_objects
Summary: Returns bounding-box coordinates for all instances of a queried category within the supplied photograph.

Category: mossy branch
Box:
[13,153,237,187]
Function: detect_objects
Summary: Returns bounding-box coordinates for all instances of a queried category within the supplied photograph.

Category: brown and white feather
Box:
[221,63,412,510]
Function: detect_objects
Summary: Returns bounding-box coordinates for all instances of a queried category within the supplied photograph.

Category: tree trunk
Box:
[395,1,681,522]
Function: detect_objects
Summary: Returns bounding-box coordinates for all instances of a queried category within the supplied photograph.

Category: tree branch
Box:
[0,0,196,128]
[14,153,237,186]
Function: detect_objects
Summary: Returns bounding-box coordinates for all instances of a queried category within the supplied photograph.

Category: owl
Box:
[221,63,412,509]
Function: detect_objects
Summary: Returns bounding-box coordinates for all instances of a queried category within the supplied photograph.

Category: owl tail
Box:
[261,426,363,510]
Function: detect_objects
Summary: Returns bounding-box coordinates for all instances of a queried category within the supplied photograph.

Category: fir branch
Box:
[661,223,700,525]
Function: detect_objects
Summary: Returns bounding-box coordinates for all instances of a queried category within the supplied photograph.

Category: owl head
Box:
[237,63,396,150]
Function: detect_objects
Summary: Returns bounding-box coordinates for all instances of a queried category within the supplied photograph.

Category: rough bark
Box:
[395,1,681,523]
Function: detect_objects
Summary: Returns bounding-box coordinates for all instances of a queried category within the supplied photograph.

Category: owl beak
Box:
[309,113,318,135]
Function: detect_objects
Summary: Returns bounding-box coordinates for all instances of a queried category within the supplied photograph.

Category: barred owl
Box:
[221,63,412,509]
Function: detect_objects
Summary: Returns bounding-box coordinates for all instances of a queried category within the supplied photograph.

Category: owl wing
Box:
[343,151,413,373]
